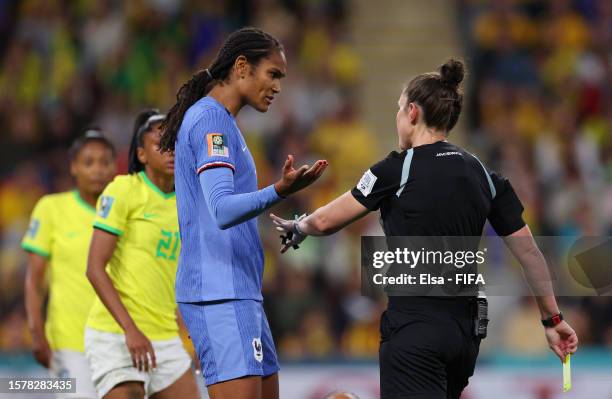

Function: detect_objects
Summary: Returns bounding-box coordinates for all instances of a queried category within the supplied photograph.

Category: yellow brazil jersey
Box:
[21,191,98,352]
[86,172,180,340]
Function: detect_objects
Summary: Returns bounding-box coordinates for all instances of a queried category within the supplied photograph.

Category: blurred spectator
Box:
[463,0,612,350]
[0,0,379,361]
[1,0,611,361]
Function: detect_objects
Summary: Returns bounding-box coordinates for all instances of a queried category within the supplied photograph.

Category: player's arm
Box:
[86,230,134,334]
[194,110,327,230]
[24,252,51,368]
[200,155,327,230]
[271,155,399,252]
[86,229,157,371]
[22,198,53,368]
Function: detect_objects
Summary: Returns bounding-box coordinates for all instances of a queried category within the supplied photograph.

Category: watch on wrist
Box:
[541,312,563,328]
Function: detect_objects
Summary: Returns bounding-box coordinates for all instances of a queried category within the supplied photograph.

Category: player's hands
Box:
[270,213,307,253]
[31,330,52,368]
[125,325,157,372]
[274,155,327,197]
[545,320,578,362]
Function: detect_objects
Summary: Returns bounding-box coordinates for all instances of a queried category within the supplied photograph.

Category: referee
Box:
[271,59,579,398]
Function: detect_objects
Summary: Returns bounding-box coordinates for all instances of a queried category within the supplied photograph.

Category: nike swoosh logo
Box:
[144,213,157,219]
[242,145,247,152]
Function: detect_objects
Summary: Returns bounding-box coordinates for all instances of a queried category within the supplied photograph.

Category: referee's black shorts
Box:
[379,297,481,399]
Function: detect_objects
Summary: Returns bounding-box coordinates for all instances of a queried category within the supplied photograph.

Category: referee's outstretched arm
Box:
[271,192,579,362]
[270,190,369,252]
[503,224,579,361]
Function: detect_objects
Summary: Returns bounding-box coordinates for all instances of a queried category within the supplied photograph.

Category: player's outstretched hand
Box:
[274,155,327,197]
[126,325,157,372]
[545,320,579,362]
[270,213,307,253]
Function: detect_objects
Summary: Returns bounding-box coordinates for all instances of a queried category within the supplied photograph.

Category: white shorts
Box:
[84,328,192,398]
[50,350,96,399]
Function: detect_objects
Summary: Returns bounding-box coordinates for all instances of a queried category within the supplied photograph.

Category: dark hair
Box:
[69,128,116,161]
[128,109,164,174]
[403,58,465,133]
[159,27,283,152]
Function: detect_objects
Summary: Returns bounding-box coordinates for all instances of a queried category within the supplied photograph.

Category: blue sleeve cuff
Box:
[263,184,283,202]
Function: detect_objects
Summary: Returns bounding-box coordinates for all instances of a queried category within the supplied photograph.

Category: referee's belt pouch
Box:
[471,297,489,339]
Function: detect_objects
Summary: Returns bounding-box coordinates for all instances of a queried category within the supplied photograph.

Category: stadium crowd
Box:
[0,0,610,361]
[461,0,612,351]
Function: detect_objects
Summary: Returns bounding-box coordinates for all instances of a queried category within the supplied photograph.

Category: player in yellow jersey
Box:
[23,130,117,399]
[84,109,199,399]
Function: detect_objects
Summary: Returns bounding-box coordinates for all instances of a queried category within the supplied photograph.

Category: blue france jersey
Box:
[174,97,264,302]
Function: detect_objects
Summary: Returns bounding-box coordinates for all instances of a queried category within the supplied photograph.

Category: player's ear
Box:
[234,55,248,79]
[69,160,77,178]
[136,146,147,165]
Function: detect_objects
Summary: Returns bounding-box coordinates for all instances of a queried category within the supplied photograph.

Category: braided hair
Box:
[160,27,283,152]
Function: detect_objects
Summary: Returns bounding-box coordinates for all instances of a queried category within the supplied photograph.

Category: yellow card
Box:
[563,354,572,392]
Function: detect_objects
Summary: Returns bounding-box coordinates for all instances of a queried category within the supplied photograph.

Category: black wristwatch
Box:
[541,312,563,328]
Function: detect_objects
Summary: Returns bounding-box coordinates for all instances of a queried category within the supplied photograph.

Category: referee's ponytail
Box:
[159,27,283,153]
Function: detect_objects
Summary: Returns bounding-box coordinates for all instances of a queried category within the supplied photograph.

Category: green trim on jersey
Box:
[73,190,96,214]
[93,221,123,236]
[87,173,180,339]
[21,191,97,351]
[21,242,50,258]
[139,171,175,199]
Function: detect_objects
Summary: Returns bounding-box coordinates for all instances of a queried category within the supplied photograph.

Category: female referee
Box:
[272,59,579,399]
[85,110,199,399]
[159,27,327,399]
[23,129,116,398]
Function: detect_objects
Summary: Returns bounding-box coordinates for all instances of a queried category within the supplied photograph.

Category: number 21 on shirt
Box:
[156,229,180,260]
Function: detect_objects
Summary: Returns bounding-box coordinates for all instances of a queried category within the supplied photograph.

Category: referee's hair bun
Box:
[439,58,465,91]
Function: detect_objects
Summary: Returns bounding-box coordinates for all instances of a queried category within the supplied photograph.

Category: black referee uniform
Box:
[351,140,525,399]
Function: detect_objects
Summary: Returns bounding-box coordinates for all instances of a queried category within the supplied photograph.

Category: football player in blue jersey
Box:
[159,27,327,399]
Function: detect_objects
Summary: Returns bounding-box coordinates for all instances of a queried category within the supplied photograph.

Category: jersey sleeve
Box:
[190,109,239,174]
[93,177,131,236]
[351,152,403,211]
[21,196,53,258]
[487,172,526,236]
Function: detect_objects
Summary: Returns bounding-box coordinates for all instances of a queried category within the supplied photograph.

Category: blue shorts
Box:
[178,299,279,386]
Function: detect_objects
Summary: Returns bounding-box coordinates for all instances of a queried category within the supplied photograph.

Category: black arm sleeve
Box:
[487,172,526,236]
[351,152,403,211]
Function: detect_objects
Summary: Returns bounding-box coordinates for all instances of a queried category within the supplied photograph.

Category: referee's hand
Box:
[270,213,307,253]
[274,155,327,197]
[545,320,578,362]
